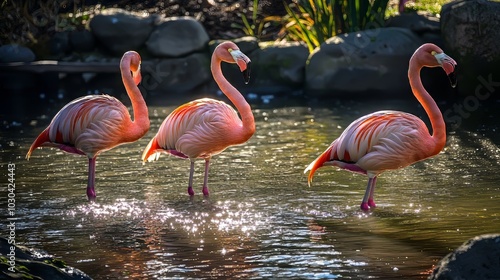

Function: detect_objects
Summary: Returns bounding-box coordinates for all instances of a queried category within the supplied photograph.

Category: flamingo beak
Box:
[230,49,251,84]
[435,52,457,88]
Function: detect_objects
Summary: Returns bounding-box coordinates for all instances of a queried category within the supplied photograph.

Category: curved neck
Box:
[211,53,255,141]
[408,58,446,154]
[120,54,150,141]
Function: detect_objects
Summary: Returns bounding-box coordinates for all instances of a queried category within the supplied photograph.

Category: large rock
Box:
[429,234,500,280]
[0,44,36,62]
[89,8,155,56]
[146,16,209,57]
[385,12,440,34]
[248,41,309,94]
[385,12,443,46]
[305,27,423,97]
[0,237,92,279]
[140,52,211,95]
[441,0,500,97]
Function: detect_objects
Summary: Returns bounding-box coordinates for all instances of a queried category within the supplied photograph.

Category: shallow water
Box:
[1,98,499,279]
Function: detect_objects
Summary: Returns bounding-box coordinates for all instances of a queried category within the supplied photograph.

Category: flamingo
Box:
[26,51,150,201]
[304,43,457,211]
[142,41,255,196]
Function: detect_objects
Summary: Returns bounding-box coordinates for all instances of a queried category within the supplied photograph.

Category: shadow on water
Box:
[1,94,499,279]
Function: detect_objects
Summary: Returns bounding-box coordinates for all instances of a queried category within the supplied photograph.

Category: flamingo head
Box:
[229,48,251,84]
[433,51,457,88]
[122,51,142,85]
[415,43,457,88]
[217,42,252,84]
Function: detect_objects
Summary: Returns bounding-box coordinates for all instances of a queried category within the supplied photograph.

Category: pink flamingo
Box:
[304,43,457,211]
[142,41,254,196]
[26,51,150,201]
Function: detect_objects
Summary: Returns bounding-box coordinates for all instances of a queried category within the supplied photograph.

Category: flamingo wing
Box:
[305,110,433,184]
[27,95,130,159]
[143,98,241,162]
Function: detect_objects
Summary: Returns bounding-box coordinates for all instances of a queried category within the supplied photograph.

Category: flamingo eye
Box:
[431,51,436,55]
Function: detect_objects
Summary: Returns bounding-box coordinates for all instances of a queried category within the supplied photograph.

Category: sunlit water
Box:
[1,98,499,279]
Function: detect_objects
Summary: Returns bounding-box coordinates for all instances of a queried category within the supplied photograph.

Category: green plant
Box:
[279,0,390,52]
[233,0,281,40]
[281,0,335,53]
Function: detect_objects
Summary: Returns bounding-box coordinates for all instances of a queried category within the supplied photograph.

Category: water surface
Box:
[1,98,499,279]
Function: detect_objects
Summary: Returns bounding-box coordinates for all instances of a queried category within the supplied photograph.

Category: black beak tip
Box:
[448,72,457,88]
[242,62,251,84]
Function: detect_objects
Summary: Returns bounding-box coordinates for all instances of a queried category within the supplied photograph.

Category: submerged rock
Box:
[0,237,92,280]
[428,234,500,280]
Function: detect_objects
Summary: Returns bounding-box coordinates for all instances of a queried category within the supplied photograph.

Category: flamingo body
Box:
[143,98,244,161]
[27,51,150,201]
[27,95,132,158]
[305,43,457,211]
[142,41,254,196]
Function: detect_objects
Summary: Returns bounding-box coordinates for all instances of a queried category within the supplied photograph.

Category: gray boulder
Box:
[441,0,500,97]
[429,234,500,280]
[141,52,211,95]
[0,44,36,62]
[89,8,155,55]
[0,237,92,279]
[385,12,443,46]
[146,16,209,57]
[305,27,423,97]
[385,12,440,34]
[249,41,309,94]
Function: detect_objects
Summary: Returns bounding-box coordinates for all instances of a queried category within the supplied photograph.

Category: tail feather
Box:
[26,128,50,160]
[142,137,163,162]
[304,145,334,187]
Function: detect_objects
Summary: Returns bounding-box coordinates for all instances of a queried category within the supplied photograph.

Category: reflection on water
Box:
[1,99,499,279]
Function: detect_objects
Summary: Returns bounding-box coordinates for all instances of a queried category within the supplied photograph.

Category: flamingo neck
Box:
[120,55,150,142]
[211,53,255,142]
[408,57,446,155]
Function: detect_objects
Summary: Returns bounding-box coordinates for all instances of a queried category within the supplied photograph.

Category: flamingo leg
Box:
[187,160,195,196]
[360,176,377,211]
[368,177,377,208]
[202,159,210,196]
[87,157,97,202]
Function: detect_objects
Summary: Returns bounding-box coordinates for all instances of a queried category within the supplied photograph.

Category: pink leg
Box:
[187,160,195,196]
[360,176,377,211]
[202,159,210,196]
[368,177,377,208]
[87,157,97,202]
